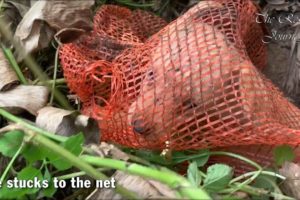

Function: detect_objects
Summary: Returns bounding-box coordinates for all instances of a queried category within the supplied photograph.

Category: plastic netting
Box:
[60,0,300,167]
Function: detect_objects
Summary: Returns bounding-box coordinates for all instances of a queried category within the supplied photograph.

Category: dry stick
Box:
[0,18,72,110]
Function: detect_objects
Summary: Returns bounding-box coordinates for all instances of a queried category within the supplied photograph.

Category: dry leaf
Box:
[87,171,177,200]
[86,143,176,200]
[263,0,300,12]
[0,123,23,134]
[279,162,300,199]
[55,28,87,44]
[89,143,130,161]
[0,85,48,115]
[1,0,31,34]
[282,26,300,104]
[36,106,99,143]
[3,1,31,17]
[14,0,94,61]
[0,50,19,91]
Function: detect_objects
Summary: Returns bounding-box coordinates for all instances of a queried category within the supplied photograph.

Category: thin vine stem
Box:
[50,47,60,104]
[1,45,28,84]
[0,108,67,142]
[230,170,286,184]
[0,141,25,183]
[56,168,108,180]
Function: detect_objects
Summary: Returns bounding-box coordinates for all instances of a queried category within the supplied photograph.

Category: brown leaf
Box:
[0,50,19,91]
[86,143,176,199]
[14,0,94,61]
[3,1,31,17]
[55,28,87,44]
[87,171,177,200]
[0,85,48,115]
[279,162,300,199]
[263,0,300,12]
[36,106,99,144]
[89,143,130,161]
[0,0,31,34]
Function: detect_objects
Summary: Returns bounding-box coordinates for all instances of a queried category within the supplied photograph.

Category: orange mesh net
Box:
[60,1,300,168]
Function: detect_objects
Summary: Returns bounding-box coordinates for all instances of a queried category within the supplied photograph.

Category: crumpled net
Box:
[60,0,300,169]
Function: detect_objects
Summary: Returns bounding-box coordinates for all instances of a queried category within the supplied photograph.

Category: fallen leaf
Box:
[0,49,19,91]
[85,143,176,199]
[89,143,130,161]
[263,0,300,12]
[3,1,32,17]
[36,106,99,144]
[0,0,31,34]
[14,0,94,61]
[87,171,177,200]
[279,162,300,200]
[54,28,87,44]
[0,85,49,115]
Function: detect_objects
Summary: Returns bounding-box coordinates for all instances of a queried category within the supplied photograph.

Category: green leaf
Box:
[193,152,209,167]
[0,166,44,199]
[187,161,201,186]
[42,167,57,197]
[273,145,295,166]
[0,130,24,157]
[22,144,46,164]
[0,183,27,199]
[203,164,233,192]
[17,166,43,194]
[134,150,170,165]
[251,175,275,200]
[172,149,210,165]
[45,133,84,170]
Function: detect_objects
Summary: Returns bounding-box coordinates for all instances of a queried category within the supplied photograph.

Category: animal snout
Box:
[131,118,153,135]
[132,119,146,134]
